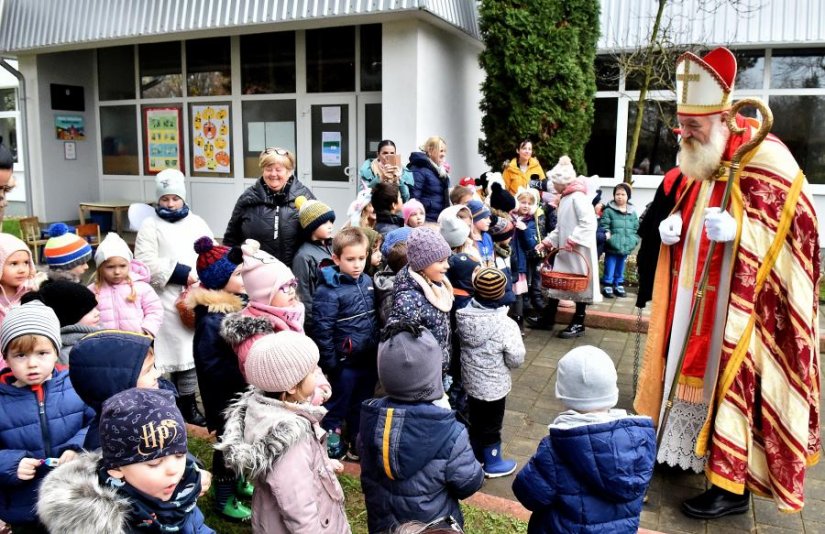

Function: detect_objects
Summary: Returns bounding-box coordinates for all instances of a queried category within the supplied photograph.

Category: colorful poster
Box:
[55,115,85,140]
[192,105,230,173]
[144,107,182,173]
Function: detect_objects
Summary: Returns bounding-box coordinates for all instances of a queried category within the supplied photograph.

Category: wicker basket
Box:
[540,248,590,292]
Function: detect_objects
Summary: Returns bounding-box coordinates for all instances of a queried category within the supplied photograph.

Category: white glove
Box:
[658,213,683,246]
[704,207,737,242]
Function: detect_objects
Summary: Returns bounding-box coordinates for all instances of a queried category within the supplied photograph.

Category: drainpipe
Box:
[0,58,33,216]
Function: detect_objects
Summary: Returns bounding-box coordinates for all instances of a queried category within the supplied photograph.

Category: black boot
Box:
[526,299,558,330]
[681,485,750,519]
[177,394,207,427]
[558,304,586,339]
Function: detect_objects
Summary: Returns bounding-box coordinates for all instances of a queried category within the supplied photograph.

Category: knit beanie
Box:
[194,236,241,290]
[43,223,93,270]
[381,227,413,258]
[547,155,577,186]
[295,195,335,236]
[472,267,507,301]
[378,324,444,403]
[555,345,619,411]
[614,182,632,199]
[491,217,515,243]
[466,200,491,223]
[244,331,319,393]
[401,199,425,224]
[155,168,187,202]
[100,388,188,469]
[95,232,133,266]
[405,227,451,272]
[0,300,62,354]
[485,172,505,198]
[447,253,479,293]
[489,182,516,214]
[437,205,471,249]
[22,280,98,327]
[347,189,372,227]
[0,232,33,273]
[240,239,295,304]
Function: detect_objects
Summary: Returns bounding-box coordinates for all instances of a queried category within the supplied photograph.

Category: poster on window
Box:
[144,107,183,174]
[192,105,230,173]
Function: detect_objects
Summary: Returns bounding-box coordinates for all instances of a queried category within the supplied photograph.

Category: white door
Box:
[299,96,357,227]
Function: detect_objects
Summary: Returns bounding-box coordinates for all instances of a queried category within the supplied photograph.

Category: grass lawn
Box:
[188,434,527,534]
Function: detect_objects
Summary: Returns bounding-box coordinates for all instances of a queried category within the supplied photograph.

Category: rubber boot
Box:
[221,495,252,522]
[176,394,207,427]
[482,443,517,478]
[214,477,252,522]
[236,476,254,499]
[326,428,348,459]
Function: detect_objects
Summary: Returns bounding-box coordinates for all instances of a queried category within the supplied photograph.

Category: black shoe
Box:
[602,286,614,298]
[681,486,750,519]
[558,323,585,339]
[614,285,627,298]
[525,314,553,330]
[177,394,207,427]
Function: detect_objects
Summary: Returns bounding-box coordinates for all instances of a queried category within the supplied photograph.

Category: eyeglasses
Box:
[414,516,464,533]
[276,279,298,294]
[262,147,291,157]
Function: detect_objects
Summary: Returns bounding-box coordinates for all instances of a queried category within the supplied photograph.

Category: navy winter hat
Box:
[467,200,491,223]
[194,236,242,290]
[447,253,479,293]
[100,388,188,469]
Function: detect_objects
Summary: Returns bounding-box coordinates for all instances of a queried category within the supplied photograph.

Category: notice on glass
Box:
[146,108,181,173]
[321,106,341,124]
[321,131,342,166]
[192,104,231,173]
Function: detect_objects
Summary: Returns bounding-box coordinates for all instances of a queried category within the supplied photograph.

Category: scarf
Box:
[409,270,454,312]
[98,458,201,532]
[427,157,448,178]
[155,204,190,222]
[561,178,588,198]
[246,300,305,333]
[494,243,511,258]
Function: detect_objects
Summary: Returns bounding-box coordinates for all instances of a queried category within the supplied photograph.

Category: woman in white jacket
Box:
[135,169,213,425]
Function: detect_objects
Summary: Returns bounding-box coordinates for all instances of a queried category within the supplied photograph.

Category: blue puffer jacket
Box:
[511,214,542,275]
[359,398,484,533]
[408,152,450,222]
[0,368,94,525]
[311,266,378,373]
[513,411,656,534]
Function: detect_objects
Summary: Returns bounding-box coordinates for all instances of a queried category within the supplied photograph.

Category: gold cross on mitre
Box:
[674,48,737,116]
[676,61,700,104]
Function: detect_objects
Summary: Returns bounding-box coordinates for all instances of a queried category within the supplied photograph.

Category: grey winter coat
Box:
[291,239,333,334]
[217,389,351,534]
[456,300,525,401]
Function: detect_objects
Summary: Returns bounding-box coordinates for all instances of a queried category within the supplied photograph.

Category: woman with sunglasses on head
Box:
[359,139,415,202]
[223,147,315,268]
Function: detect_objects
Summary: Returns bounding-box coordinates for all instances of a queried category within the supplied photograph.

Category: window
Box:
[139,42,182,98]
[98,46,136,100]
[186,37,231,96]
[626,101,678,176]
[584,99,618,177]
[100,106,139,175]
[771,49,825,89]
[595,56,620,91]
[733,50,764,90]
[364,103,382,161]
[360,25,382,91]
[306,27,355,93]
[624,53,675,91]
[0,117,17,162]
[241,100,297,178]
[0,88,16,111]
[771,95,825,183]
[241,32,296,94]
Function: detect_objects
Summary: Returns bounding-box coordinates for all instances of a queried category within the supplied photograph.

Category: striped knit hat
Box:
[472,267,507,302]
[467,199,491,223]
[43,223,93,270]
[0,300,62,354]
[295,195,335,236]
[194,236,241,290]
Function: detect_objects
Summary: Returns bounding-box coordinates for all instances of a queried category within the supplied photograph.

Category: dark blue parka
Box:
[408,152,450,222]
[511,213,543,275]
[359,398,484,534]
[0,368,94,525]
[311,266,378,374]
[513,414,655,534]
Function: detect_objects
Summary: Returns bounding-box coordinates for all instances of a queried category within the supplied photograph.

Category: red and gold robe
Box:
[634,115,821,512]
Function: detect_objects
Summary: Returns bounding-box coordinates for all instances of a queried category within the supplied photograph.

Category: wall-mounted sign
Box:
[55,115,85,140]
[143,107,183,174]
[192,104,230,173]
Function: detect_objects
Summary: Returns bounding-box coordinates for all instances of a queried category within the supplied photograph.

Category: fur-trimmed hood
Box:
[37,451,131,533]
[219,310,274,347]
[216,388,327,481]
[185,286,245,314]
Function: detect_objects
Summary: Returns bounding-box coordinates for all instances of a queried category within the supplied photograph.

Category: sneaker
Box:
[602,286,614,298]
[326,429,347,459]
[220,495,252,522]
[614,285,626,297]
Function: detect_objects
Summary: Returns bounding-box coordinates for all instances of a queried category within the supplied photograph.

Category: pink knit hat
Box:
[0,233,35,275]
[402,199,425,224]
[240,239,296,304]
[244,331,319,393]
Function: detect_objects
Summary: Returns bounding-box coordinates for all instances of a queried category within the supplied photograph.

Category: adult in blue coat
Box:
[408,136,451,222]
[0,366,94,526]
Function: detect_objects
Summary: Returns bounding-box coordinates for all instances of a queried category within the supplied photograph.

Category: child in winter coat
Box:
[386,227,455,377]
[372,182,404,237]
[466,200,494,265]
[42,222,93,283]
[38,388,214,534]
[359,323,484,533]
[402,198,426,229]
[185,237,252,522]
[438,204,475,259]
[135,169,214,427]
[511,187,545,314]
[217,331,351,534]
[21,279,101,364]
[374,228,411,328]
[0,302,94,529]
[0,233,36,329]
[513,346,655,534]
[599,183,640,298]
[291,196,335,336]
[457,268,525,478]
[91,232,164,336]
[312,227,379,460]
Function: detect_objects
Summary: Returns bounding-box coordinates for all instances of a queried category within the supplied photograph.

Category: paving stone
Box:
[803,519,825,533]
[799,497,825,523]
[753,498,804,529]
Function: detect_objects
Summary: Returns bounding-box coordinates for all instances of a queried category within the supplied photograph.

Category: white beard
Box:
[678,121,728,180]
